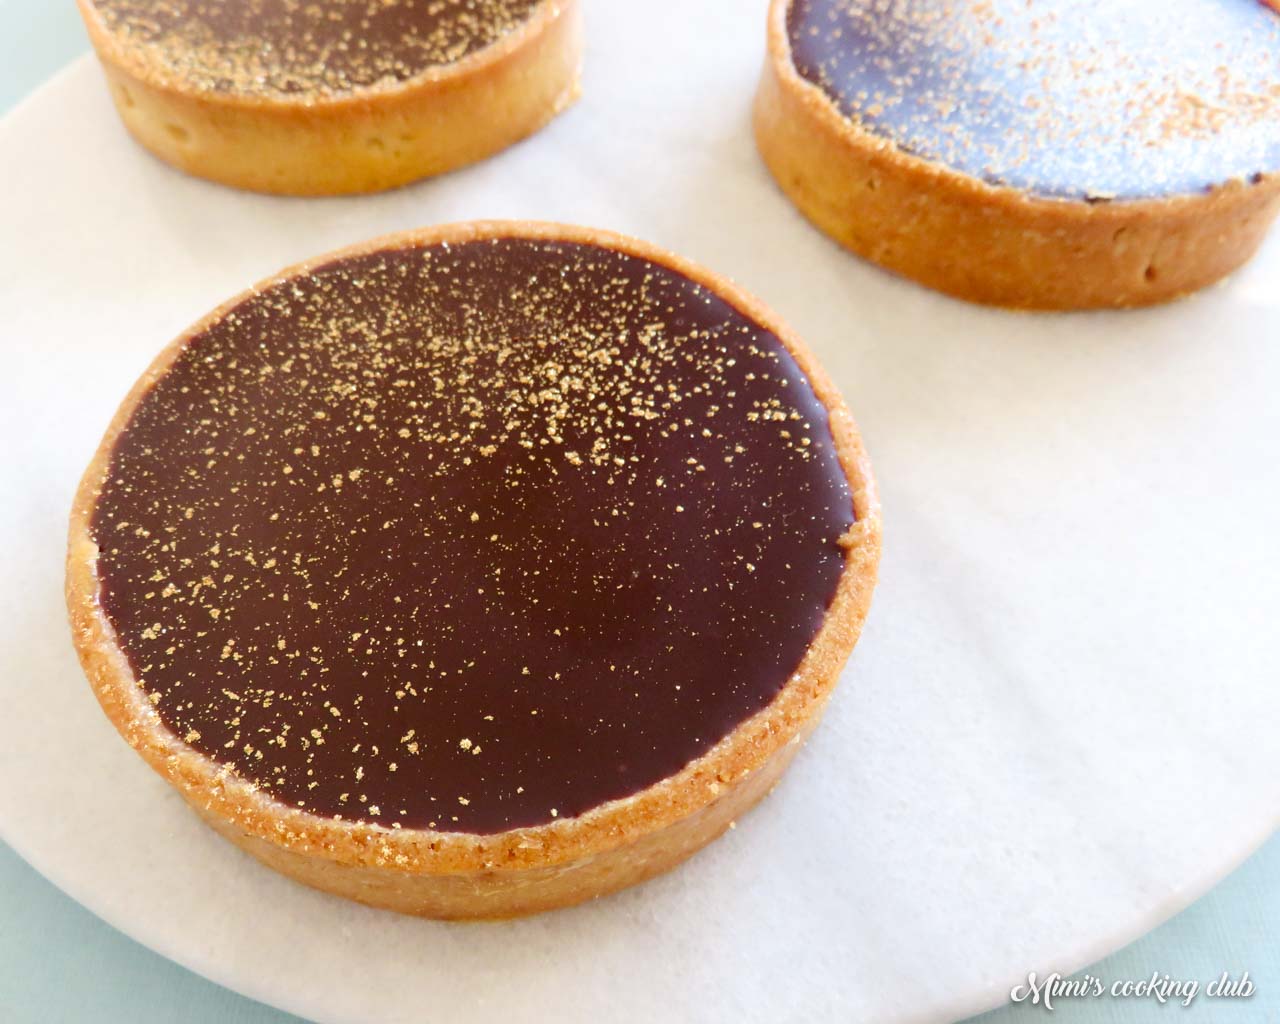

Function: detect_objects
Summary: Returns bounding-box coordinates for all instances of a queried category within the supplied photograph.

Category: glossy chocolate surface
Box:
[787,0,1280,200]
[93,0,542,97]
[90,236,855,834]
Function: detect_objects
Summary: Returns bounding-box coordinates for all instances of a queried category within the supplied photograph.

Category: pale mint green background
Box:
[0,4,1276,1022]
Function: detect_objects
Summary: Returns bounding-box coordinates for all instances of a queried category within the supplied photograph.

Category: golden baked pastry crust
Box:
[66,220,882,919]
[76,0,582,195]
[754,0,1280,310]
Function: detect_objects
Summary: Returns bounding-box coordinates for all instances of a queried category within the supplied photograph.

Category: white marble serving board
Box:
[1,2,1278,1020]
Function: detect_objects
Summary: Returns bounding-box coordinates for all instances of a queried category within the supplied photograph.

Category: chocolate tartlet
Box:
[755,0,1280,309]
[67,222,881,918]
[77,0,581,194]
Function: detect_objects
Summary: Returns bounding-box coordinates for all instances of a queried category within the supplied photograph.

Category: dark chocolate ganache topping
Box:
[92,0,543,98]
[91,236,855,834]
[787,0,1280,200]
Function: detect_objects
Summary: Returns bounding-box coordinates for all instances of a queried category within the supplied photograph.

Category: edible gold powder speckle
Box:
[90,236,855,834]
[94,0,543,99]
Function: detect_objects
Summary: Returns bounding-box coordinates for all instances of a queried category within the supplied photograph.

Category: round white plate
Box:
[2,3,1279,1020]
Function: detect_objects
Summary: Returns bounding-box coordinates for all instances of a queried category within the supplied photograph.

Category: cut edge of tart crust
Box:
[65,220,882,918]
[754,0,1280,310]
[76,0,583,195]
